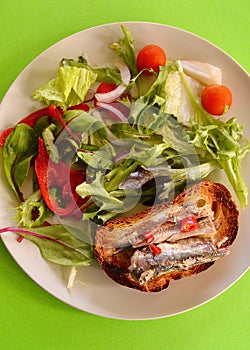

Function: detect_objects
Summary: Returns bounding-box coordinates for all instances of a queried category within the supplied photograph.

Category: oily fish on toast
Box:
[94,181,239,292]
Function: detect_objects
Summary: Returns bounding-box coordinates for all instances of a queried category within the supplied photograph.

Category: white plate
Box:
[0,22,249,320]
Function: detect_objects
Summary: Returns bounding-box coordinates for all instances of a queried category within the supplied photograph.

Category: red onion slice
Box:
[95,63,131,103]
[97,102,128,122]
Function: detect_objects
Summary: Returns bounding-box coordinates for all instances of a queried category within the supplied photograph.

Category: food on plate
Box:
[0,25,249,289]
[94,181,239,292]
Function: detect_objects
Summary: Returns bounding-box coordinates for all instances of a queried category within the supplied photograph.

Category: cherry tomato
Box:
[136,44,167,75]
[201,84,233,116]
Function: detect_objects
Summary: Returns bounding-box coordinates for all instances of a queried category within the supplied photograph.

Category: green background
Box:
[0,0,249,349]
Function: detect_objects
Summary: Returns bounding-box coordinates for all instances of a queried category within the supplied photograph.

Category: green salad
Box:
[0,26,249,283]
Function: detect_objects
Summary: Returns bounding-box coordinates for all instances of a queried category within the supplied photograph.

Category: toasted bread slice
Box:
[94,181,239,292]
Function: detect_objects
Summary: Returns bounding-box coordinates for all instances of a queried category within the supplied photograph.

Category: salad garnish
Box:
[0,25,249,286]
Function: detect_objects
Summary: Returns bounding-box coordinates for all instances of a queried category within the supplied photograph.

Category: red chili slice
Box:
[144,231,155,244]
[150,244,161,255]
[180,216,199,232]
[17,235,24,243]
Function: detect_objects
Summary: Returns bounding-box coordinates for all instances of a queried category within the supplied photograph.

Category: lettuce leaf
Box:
[61,56,122,84]
[164,70,204,125]
[32,66,97,109]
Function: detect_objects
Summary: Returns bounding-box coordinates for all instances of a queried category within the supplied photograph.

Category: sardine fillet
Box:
[94,181,239,292]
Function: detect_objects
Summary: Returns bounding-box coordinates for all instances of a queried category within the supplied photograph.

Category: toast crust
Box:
[94,181,239,292]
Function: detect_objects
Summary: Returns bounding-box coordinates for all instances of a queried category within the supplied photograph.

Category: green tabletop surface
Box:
[0,1,249,349]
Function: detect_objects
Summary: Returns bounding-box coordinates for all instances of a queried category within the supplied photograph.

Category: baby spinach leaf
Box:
[1,225,93,266]
[3,124,38,198]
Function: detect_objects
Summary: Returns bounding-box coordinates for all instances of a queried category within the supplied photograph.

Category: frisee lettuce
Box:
[109,25,138,77]
[177,60,250,208]
[14,190,51,228]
